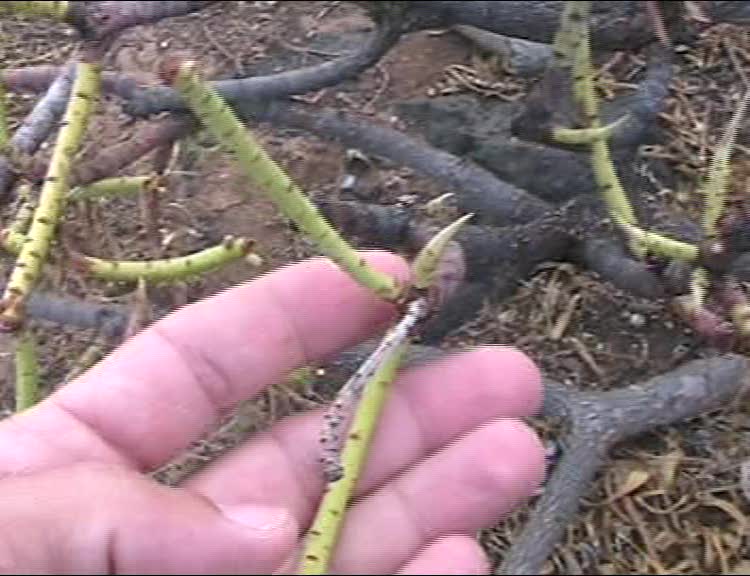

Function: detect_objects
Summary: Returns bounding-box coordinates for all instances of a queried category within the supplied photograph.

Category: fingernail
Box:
[218,503,291,535]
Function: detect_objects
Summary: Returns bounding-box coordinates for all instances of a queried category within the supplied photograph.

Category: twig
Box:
[0,53,102,330]
[70,236,260,283]
[170,60,403,301]
[69,116,196,186]
[14,327,39,411]
[302,339,408,574]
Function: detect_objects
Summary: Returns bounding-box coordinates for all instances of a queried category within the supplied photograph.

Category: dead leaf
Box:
[606,468,651,503]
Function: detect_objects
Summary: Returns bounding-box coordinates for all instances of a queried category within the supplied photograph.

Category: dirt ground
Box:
[1,2,750,574]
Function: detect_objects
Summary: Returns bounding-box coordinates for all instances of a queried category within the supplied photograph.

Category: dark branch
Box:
[375,1,686,51]
[317,198,576,340]
[122,15,404,117]
[29,116,197,186]
[501,355,748,574]
[26,292,128,339]
[10,63,76,156]
[2,65,143,101]
[451,25,553,78]
[235,99,551,225]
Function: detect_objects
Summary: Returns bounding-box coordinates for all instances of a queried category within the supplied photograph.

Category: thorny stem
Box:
[701,90,750,238]
[619,222,699,263]
[70,236,260,283]
[565,2,638,230]
[68,175,156,202]
[14,328,40,411]
[0,59,100,330]
[556,1,700,264]
[300,340,408,574]
[0,176,146,250]
[171,61,402,301]
[319,298,430,483]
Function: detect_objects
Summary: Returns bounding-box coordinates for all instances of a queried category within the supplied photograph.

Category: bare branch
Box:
[11,62,76,156]
[235,99,551,225]
[3,65,142,100]
[123,15,404,117]
[374,1,686,51]
[500,355,748,574]
[29,116,197,186]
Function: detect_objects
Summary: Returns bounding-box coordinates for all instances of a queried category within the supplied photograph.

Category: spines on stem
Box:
[411,213,472,290]
[702,90,750,238]
[72,236,260,283]
[68,175,156,202]
[556,1,638,231]
[0,59,100,331]
[302,340,408,575]
[620,222,699,262]
[169,59,402,302]
[15,328,40,411]
[319,298,428,484]
[552,1,591,70]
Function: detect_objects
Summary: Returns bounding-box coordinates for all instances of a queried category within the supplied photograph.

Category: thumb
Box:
[0,463,297,574]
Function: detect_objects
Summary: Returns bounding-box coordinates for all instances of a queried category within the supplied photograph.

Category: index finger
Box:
[0,251,410,475]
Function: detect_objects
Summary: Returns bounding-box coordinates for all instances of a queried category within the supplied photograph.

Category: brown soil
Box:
[1,2,750,574]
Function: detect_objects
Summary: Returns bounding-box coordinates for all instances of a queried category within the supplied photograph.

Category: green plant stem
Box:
[69,175,155,202]
[701,90,750,237]
[0,60,100,330]
[558,0,699,264]
[0,1,70,20]
[552,1,590,69]
[171,61,402,302]
[619,222,699,262]
[552,117,627,145]
[573,5,637,230]
[300,341,407,575]
[74,236,259,283]
[15,328,40,411]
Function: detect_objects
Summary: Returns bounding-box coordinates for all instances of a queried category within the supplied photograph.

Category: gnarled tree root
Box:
[500,354,748,574]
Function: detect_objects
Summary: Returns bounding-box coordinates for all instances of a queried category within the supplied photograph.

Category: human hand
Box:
[0,251,544,574]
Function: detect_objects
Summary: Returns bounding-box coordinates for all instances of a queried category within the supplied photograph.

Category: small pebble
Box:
[628,313,646,328]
